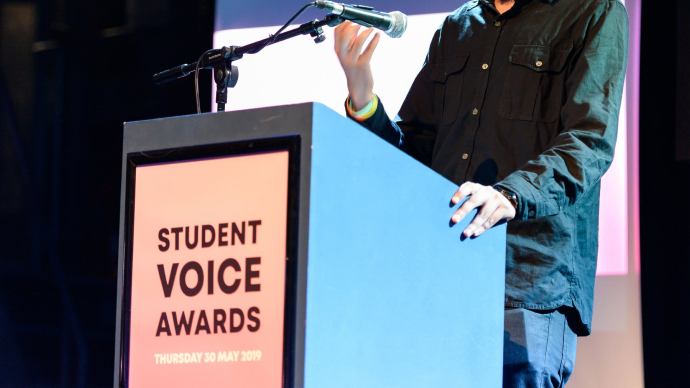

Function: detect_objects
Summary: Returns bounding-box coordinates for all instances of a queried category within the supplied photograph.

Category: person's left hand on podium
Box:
[451,182,516,238]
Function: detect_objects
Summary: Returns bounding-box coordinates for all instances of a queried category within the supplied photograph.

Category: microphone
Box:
[315,1,408,38]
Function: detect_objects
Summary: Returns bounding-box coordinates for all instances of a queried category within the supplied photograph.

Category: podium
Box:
[114,103,506,388]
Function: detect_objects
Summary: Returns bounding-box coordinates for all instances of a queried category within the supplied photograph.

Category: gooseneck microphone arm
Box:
[153,14,343,87]
[153,2,406,113]
[153,13,343,112]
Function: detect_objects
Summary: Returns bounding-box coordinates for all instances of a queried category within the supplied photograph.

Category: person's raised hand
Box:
[450,182,516,238]
[334,21,381,110]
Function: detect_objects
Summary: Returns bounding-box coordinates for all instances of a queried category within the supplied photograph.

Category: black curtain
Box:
[640,1,690,387]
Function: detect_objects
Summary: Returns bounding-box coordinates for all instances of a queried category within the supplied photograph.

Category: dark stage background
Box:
[0,0,688,386]
[639,1,690,387]
[0,0,214,385]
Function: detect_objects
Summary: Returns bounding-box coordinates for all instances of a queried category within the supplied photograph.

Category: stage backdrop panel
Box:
[212,0,644,386]
[212,1,628,277]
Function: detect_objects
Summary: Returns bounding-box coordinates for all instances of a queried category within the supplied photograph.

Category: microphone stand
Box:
[153,14,344,112]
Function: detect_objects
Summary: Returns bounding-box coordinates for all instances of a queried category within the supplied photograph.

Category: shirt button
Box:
[495,21,501,27]
[482,63,489,70]
[536,60,543,67]
[462,153,469,160]
[472,108,479,115]
[528,210,536,217]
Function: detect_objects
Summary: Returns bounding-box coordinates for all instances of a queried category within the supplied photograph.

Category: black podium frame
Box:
[118,135,302,387]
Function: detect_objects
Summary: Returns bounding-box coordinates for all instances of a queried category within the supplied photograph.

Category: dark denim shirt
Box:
[349,0,629,335]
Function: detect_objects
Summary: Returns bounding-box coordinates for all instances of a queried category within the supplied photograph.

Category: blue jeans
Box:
[503,307,578,388]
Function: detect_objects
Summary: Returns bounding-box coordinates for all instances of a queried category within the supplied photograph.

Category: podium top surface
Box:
[123,103,322,154]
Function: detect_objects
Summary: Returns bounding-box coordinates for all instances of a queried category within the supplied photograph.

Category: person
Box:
[333,0,629,386]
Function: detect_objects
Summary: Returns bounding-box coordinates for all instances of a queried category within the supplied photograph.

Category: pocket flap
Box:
[509,45,571,73]
[431,53,470,83]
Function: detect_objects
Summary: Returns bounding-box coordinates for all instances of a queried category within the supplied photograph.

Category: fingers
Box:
[360,32,381,62]
[464,192,502,237]
[335,22,361,59]
[451,182,478,206]
[449,183,517,237]
[348,27,376,62]
[472,203,514,237]
[347,25,360,50]
[334,21,354,49]
[334,21,347,52]
[451,184,490,224]
[450,182,481,223]
[335,22,380,64]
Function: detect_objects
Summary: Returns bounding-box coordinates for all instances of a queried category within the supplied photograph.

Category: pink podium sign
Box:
[128,150,289,387]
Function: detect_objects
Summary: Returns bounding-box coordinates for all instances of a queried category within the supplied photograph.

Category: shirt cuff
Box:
[495,175,562,221]
[346,94,379,121]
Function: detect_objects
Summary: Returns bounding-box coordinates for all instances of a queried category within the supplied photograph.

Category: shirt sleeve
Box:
[494,0,629,221]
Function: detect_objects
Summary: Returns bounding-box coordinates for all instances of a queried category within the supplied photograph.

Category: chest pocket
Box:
[499,45,571,122]
[431,53,470,126]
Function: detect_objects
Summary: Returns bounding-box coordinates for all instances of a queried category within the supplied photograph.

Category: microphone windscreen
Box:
[387,11,407,38]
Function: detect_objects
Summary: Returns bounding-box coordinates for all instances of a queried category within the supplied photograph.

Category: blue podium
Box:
[115,103,506,387]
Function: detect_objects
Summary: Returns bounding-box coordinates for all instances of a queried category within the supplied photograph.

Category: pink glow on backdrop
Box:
[629,0,642,276]
[596,87,629,276]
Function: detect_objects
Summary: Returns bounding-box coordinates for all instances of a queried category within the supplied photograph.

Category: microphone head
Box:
[386,11,407,38]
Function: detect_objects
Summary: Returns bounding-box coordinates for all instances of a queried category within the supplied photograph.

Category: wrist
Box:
[498,189,518,211]
[347,94,378,121]
[350,93,374,111]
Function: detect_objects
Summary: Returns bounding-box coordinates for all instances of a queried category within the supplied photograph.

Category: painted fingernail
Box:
[452,197,459,204]
[452,215,460,223]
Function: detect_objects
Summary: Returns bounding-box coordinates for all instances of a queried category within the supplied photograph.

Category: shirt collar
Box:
[467,0,484,11]
[470,0,541,15]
